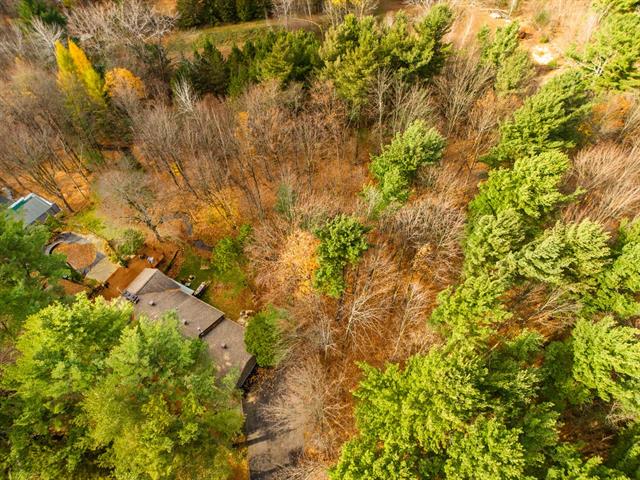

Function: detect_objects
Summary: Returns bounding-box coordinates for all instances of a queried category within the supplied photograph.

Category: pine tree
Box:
[469,150,575,230]
[258,30,321,87]
[517,220,611,294]
[313,214,369,298]
[581,12,640,92]
[0,210,68,341]
[178,39,230,96]
[369,120,445,206]
[483,70,590,166]
[572,317,640,418]
[444,416,530,480]
[2,295,131,478]
[83,315,243,479]
[463,209,525,278]
[583,219,640,318]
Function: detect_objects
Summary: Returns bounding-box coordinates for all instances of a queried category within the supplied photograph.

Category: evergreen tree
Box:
[483,70,590,166]
[517,220,611,294]
[0,210,68,341]
[581,12,640,91]
[463,209,525,278]
[17,0,66,27]
[479,22,533,95]
[583,219,640,318]
[313,214,369,298]
[244,306,287,367]
[469,150,575,230]
[178,39,230,96]
[369,120,445,206]
[444,416,529,480]
[258,30,321,86]
[2,295,131,478]
[83,315,243,479]
[572,317,640,418]
[176,0,206,27]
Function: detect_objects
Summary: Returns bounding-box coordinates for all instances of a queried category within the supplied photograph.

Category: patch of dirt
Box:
[59,279,89,295]
[101,248,164,300]
[54,242,97,270]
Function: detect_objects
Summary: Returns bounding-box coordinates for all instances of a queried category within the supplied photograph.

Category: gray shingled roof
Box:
[125,268,255,386]
[9,193,60,226]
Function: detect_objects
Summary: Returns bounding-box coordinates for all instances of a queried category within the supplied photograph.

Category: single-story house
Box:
[9,193,61,226]
[124,268,256,387]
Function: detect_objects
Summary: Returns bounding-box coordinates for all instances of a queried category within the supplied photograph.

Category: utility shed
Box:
[9,193,61,226]
[125,268,255,387]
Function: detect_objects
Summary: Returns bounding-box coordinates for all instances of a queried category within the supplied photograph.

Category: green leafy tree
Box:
[313,214,369,298]
[258,30,321,87]
[211,224,252,275]
[580,13,640,91]
[244,306,287,367]
[321,7,452,113]
[546,444,629,480]
[321,15,385,112]
[609,423,640,478]
[594,0,640,12]
[430,270,513,339]
[517,220,611,294]
[2,295,131,478]
[116,228,145,258]
[176,0,206,27]
[369,120,445,206]
[463,210,525,278]
[0,210,68,341]
[483,70,591,166]
[83,315,243,479]
[572,317,640,418]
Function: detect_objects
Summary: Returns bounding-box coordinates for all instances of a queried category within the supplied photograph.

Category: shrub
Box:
[313,214,369,298]
[17,0,66,27]
[244,306,287,367]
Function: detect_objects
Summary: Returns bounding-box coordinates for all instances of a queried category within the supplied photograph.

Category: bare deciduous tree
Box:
[433,48,493,136]
[98,168,167,241]
[563,143,640,227]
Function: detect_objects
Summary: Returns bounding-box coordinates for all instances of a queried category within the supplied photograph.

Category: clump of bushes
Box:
[244,305,288,367]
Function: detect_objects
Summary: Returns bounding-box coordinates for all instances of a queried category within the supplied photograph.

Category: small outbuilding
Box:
[124,268,256,387]
[9,193,61,226]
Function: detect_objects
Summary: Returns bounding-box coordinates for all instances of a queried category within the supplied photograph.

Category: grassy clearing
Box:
[177,246,253,318]
[65,204,125,241]
[166,20,282,56]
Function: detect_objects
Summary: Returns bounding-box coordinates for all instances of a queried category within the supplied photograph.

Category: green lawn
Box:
[177,247,254,319]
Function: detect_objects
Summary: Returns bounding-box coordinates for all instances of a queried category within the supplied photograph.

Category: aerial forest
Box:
[1,0,640,478]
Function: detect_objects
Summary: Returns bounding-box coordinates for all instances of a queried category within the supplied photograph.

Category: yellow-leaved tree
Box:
[104,68,146,100]
[55,39,106,107]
